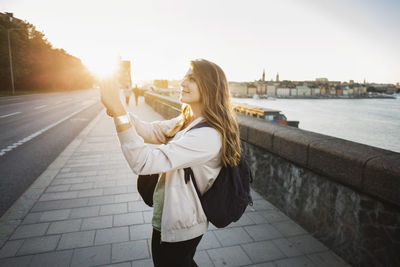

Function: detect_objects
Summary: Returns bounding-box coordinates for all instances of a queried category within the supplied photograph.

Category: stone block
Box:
[194,250,214,267]
[21,212,42,225]
[0,240,24,258]
[288,234,329,254]
[129,224,153,241]
[10,223,49,240]
[214,227,252,246]
[95,227,129,245]
[69,206,100,219]
[70,182,94,191]
[274,256,317,267]
[308,139,390,188]
[40,209,71,222]
[88,195,114,206]
[131,259,153,267]
[114,193,139,203]
[362,153,400,206]
[100,203,128,215]
[0,255,32,267]
[57,231,95,250]
[47,219,82,234]
[246,121,276,151]
[17,235,60,255]
[273,128,331,166]
[113,212,144,226]
[207,246,252,267]
[244,223,283,241]
[78,189,103,198]
[271,220,307,237]
[39,191,79,201]
[30,250,73,267]
[46,185,71,193]
[111,240,149,263]
[272,238,302,257]
[81,215,113,230]
[197,231,221,250]
[242,240,285,263]
[71,245,111,267]
[57,198,89,209]
[128,201,152,212]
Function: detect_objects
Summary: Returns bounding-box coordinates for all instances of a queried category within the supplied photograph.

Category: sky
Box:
[1,0,399,84]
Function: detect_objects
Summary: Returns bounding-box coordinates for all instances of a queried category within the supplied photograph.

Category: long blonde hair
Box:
[167,59,241,166]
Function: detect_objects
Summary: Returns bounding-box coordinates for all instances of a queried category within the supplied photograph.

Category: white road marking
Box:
[0,112,22,119]
[34,105,47,109]
[0,104,92,157]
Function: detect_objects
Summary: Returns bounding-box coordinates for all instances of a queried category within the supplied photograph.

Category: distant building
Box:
[276,87,290,96]
[311,88,321,96]
[316,78,328,83]
[296,85,311,96]
[262,69,265,82]
[266,85,276,96]
[276,73,280,82]
[247,83,257,95]
[253,81,265,95]
[229,82,248,96]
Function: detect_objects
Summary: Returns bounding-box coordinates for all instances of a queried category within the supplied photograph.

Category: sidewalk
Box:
[0,97,351,267]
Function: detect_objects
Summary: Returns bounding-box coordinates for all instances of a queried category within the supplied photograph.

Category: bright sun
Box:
[84,55,120,79]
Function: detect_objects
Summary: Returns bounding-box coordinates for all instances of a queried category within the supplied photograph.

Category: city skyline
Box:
[1,0,399,84]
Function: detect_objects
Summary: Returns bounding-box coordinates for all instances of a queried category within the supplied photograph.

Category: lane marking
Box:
[34,105,47,109]
[0,112,22,119]
[0,104,92,157]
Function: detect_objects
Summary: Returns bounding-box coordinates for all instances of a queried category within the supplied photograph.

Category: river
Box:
[232,97,400,153]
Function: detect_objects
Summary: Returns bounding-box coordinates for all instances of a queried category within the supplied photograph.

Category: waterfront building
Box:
[290,88,297,96]
[267,85,276,96]
[228,82,248,97]
[311,88,321,96]
[256,81,267,95]
[296,85,311,96]
[247,83,257,95]
[276,87,290,97]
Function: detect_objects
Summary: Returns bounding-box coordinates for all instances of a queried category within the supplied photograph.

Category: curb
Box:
[0,106,105,248]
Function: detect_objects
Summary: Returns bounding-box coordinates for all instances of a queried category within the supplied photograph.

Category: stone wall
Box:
[144,91,400,267]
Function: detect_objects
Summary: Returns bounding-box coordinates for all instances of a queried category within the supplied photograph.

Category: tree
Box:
[0,15,93,93]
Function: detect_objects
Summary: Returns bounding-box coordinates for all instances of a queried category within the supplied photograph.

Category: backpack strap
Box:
[183,120,210,196]
[187,121,209,132]
[184,168,201,198]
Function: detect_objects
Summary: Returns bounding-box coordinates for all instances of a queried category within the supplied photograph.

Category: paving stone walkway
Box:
[0,97,352,267]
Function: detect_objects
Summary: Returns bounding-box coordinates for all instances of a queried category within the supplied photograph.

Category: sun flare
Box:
[84,55,120,79]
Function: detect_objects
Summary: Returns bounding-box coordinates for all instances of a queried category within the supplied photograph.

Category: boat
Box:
[232,103,299,128]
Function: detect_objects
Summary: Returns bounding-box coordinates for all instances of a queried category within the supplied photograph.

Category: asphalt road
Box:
[0,89,103,217]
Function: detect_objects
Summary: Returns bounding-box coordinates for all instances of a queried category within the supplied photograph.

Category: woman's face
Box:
[180,68,201,105]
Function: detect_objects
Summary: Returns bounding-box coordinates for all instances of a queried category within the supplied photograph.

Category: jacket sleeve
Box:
[128,112,180,144]
[117,125,221,175]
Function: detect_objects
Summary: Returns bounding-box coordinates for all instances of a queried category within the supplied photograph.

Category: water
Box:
[232,98,400,153]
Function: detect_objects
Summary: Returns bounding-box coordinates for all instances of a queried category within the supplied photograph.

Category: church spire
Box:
[262,69,265,82]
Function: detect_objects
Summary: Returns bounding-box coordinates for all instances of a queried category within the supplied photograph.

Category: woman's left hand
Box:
[100,76,126,116]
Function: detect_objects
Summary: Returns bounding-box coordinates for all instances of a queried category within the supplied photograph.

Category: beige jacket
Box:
[117,113,222,242]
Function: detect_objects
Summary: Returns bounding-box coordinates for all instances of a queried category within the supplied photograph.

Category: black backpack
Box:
[184,122,253,228]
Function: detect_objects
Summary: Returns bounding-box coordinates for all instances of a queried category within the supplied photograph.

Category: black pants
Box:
[151,229,203,267]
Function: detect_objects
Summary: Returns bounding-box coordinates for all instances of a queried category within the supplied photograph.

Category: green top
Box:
[152,173,166,231]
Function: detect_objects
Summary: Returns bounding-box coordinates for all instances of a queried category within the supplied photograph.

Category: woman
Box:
[101,59,241,266]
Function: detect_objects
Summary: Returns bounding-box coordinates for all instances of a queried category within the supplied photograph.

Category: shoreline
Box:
[234,94,398,100]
